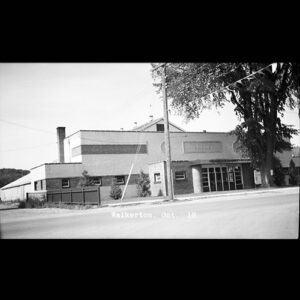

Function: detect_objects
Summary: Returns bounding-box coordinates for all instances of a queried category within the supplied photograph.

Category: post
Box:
[162,64,174,201]
[82,188,85,205]
[97,186,101,206]
[70,190,73,204]
[121,163,134,202]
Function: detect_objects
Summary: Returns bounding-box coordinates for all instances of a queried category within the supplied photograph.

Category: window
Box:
[62,178,70,188]
[175,171,186,181]
[154,173,161,183]
[92,177,102,185]
[34,181,38,191]
[156,124,164,132]
[115,176,125,185]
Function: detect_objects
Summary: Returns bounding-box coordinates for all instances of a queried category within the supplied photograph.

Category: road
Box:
[0,188,298,239]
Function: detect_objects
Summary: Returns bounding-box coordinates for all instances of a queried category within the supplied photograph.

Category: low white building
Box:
[0,173,31,201]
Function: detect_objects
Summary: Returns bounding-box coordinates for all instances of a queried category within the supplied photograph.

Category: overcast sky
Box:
[0,63,299,170]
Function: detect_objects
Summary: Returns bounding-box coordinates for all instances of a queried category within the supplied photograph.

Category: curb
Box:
[105,187,298,208]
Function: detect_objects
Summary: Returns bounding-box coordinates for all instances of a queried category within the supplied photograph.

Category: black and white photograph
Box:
[0,62,299,239]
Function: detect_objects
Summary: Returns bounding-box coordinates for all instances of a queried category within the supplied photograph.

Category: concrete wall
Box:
[30,164,47,191]
[149,162,167,197]
[64,131,82,163]
[30,163,83,190]
[45,163,83,178]
[69,130,242,178]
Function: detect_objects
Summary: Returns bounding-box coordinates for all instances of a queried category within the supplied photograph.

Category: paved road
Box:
[0,188,298,239]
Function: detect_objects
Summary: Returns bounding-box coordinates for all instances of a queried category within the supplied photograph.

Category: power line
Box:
[0,118,56,135]
[0,142,57,153]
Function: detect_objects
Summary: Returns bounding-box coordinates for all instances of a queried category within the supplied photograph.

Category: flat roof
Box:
[30,162,82,170]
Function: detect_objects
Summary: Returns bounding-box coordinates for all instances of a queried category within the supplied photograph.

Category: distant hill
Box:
[0,168,30,188]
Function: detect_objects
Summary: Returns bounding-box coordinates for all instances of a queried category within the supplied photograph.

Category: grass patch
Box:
[17,199,98,209]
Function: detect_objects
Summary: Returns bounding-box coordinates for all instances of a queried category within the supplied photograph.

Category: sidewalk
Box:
[102,186,299,208]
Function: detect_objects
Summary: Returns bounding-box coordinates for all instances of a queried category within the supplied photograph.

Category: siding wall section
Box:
[172,161,194,195]
[149,162,167,197]
[0,184,32,201]
[72,130,242,178]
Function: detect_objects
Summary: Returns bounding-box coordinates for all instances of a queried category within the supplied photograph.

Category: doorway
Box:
[202,165,243,192]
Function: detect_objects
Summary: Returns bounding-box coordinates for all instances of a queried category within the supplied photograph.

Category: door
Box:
[208,168,216,191]
[201,165,243,192]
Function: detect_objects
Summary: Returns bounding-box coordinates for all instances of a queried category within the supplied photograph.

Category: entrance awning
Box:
[189,158,251,166]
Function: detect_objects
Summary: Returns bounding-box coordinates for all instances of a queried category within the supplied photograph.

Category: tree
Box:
[78,170,94,187]
[272,156,285,186]
[151,63,299,187]
[136,170,151,197]
[109,178,122,200]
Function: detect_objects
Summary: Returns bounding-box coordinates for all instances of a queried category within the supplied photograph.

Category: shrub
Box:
[273,168,285,186]
[18,201,26,208]
[110,178,122,200]
[136,171,151,197]
[78,170,95,187]
[288,159,298,186]
[25,198,46,208]
[272,156,285,186]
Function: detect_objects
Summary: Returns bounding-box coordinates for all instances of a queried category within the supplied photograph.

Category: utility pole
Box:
[161,64,174,201]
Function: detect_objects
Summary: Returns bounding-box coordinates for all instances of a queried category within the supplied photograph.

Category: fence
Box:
[27,186,101,206]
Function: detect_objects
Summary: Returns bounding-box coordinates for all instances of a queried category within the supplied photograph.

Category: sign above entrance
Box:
[184,141,222,153]
[254,170,262,185]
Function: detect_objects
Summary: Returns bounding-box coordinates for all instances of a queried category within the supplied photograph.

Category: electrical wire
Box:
[0,142,57,152]
[0,118,56,135]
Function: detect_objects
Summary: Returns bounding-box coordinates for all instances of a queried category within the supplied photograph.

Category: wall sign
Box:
[183,141,222,153]
[254,170,262,185]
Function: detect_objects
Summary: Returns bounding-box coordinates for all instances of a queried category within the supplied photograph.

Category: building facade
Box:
[0,118,294,201]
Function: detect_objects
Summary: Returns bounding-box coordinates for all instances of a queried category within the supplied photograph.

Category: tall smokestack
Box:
[56,127,66,163]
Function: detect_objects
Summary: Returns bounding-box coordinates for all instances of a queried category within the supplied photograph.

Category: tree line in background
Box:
[0,168,30,188]
[151,62,300,187]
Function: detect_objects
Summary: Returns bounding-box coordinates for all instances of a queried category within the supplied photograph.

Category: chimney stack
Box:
[56,127,66,163]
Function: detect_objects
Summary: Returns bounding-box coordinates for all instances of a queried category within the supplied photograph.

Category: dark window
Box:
[34,181,38,191]
[154,173,161,183]
[62,178,70,188]
[40,180,43,190]
[115,176,125,185]
[175,171,186,181]
[156,124,164,132]
[92,177,102,185]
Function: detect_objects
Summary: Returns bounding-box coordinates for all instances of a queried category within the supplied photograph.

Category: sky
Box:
[0,63,299,170]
